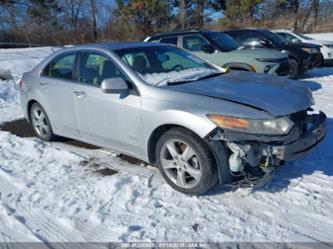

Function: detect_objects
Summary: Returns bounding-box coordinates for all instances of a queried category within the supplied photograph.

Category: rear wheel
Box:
[288,58,300,79]
[155,128,218,195]
[30,102,55,141]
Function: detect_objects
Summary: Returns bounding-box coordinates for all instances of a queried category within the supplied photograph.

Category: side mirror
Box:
[201,44,215,54]
[101,77,128,94]
[260,40,270,47]
[292,38,300,43]
[243,40,261,47]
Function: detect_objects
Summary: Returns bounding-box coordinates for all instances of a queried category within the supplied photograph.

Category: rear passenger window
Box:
[43,53,76,80]
[160,37,178,45]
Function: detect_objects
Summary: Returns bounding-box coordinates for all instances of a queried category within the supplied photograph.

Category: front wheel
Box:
[30,102,56,141]
[155,128,218,195]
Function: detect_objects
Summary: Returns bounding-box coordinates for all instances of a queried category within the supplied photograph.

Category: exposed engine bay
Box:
[208,110,327,188]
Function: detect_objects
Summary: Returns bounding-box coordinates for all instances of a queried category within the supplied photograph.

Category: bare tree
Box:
[90,0,97,41]
[178,0,187,29]
[196,0,205,28]
[292,0,299,31]
[313,0,319,31]
[62,0,86,32]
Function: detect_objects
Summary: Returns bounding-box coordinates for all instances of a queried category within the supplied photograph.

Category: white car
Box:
[273,29,333,65]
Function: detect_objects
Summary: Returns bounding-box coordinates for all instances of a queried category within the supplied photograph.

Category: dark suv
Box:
[225,29,323,79]
[145,30,291,77]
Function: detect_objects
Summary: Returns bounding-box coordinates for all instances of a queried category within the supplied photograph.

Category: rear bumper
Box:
[275,112,327,161]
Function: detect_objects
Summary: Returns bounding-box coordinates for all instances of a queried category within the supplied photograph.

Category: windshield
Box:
[261,30,286,45]
[296,33,313,40]
[204,31,240,52]
[114,45,222,86]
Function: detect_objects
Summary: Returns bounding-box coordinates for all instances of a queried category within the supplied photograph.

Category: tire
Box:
[155,127,218,195]
[288,58,300,79]
[319,57,324,67]
[30,102,56,141]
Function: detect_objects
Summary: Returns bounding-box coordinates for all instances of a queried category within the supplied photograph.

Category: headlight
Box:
[207,114,294,135]
[302,47,319,53]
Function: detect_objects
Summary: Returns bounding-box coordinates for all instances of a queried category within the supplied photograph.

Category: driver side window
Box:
[182,35,210,52]
[279,33,299,43]
[80,52,127,86]
[241,31,264,46]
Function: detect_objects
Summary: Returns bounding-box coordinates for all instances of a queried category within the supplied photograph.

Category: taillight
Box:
[19,79,24,88]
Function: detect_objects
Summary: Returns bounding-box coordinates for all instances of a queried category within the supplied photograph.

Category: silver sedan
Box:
[20,42,326,195]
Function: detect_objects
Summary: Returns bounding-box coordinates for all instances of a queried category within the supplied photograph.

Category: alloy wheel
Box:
[31,106,51,139]
[160,139,202,189]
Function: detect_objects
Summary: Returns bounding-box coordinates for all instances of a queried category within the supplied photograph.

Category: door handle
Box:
[40,82,48,88]
[73,91,87,98]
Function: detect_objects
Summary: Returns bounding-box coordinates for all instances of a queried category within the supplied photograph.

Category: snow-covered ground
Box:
[306,32,333,41]
[0,47,333,243]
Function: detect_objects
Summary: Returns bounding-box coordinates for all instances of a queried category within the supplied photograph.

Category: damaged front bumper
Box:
[210,111,327,168]
[274,111,326,161]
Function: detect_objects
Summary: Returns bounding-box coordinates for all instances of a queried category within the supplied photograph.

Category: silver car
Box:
[20,42,327,195]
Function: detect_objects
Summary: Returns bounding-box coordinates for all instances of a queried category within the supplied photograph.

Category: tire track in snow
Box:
[0,170,85,243]
[0,135,162,243]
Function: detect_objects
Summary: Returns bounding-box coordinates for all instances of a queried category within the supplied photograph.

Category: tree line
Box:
[1,0,333,45]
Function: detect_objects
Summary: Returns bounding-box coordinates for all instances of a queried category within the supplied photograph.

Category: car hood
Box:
[293,42,321,48]
[232,47,288,59]
[302,39,325,46]
[317,40,333,46]
[279,42,321,49]
[167,71,313,117]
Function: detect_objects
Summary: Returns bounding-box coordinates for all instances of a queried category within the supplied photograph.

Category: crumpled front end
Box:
[208,110,327,183]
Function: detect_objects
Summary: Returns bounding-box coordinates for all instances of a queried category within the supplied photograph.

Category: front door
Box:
[72,51,142,154]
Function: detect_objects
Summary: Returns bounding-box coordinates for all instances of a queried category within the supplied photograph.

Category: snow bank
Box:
[0,47,57,81]
[0,47,56,123]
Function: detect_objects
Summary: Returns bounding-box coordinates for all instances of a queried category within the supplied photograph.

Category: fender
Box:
[143,109,217,162]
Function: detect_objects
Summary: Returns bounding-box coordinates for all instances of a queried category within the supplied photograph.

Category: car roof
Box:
[226,28,267,33]
[148,29,214,39]
[272,29,292,33]
[68,42,168,51]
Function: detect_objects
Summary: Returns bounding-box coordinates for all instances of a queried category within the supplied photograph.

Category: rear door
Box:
[41,52,79,137]
[72,51,142,154]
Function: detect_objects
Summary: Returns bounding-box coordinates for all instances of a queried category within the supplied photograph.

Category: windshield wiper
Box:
[165,79,196,85]
[165,72,225,85]
[155,78,194,86]
[164,72,224,86]
[195,71,225,81]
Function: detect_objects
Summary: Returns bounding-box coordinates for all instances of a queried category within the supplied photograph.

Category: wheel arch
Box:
[289,55,301,64]
[147,124,206,165]
[26,99,39,123]
[222,62,255,72]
